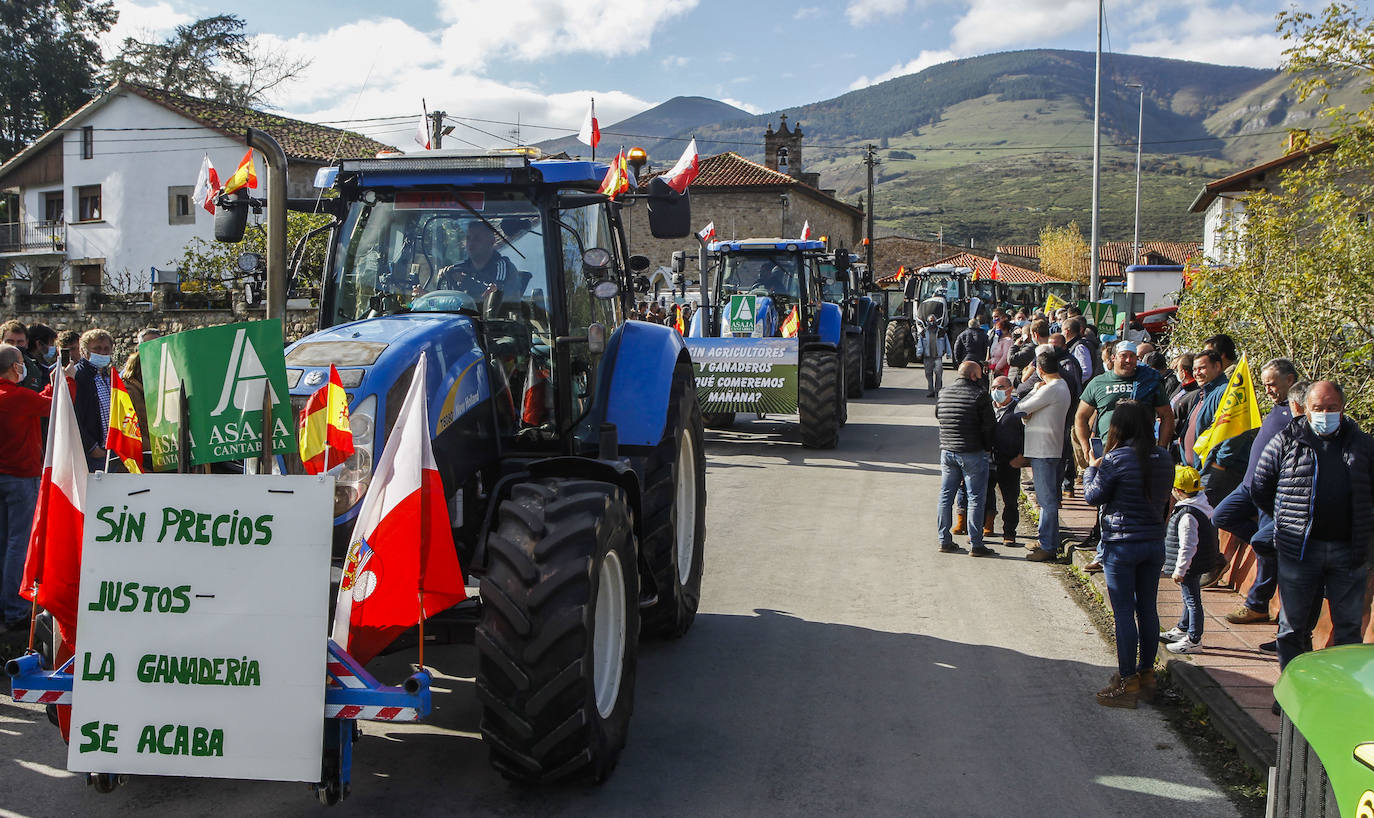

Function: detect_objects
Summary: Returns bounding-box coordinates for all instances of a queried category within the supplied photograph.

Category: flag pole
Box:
[103,369,114,472]
[590,97,595,163]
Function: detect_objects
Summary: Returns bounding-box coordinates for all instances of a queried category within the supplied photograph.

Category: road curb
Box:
[1069,544,1276,777]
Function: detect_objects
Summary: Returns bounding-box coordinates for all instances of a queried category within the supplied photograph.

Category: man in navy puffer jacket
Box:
[1251,380,1374,673]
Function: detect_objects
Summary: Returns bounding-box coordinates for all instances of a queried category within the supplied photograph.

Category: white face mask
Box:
[88,352,111,369]
[15,362,26,382]
[992,389,1007,403]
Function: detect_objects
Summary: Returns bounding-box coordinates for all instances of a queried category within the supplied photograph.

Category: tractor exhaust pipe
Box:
[247,128,289,342]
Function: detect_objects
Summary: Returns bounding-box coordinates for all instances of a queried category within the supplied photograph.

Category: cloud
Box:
[845,0,909,26]
[662,55,691,69]
[948,0,1097,53]
[794,6,823,19]
[1123,3,1286,68]
[433,0,698,64]
[103,0,195,56]
[849,50,957,89]
[719,97,764,115]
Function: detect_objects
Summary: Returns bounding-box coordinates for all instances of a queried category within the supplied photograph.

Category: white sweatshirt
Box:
[1172,494,1215,579]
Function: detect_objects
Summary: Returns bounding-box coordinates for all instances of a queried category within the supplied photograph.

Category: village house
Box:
[0,81,393,297]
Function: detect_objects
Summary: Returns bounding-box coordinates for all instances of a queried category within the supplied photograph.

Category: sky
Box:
[104,0,1317,151]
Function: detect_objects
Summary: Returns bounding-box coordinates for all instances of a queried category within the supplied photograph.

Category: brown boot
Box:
[983,511,995,535]
[1096,673,1140,709]
[952,513,967,535]
[1137,668,1157,703]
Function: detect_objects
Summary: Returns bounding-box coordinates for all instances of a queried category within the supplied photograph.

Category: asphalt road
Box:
[0,366,1237,817]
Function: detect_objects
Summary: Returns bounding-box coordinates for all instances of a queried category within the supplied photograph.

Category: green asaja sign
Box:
[140,321,295,471]
[728,295,757,334]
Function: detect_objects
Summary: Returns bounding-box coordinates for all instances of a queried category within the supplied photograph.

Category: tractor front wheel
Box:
[798,349,841,449]
[864,317,884,389]
[885,321,909,368]
[844,334,864,399]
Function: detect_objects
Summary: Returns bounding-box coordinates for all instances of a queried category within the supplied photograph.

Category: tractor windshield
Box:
[328,190,551,328]
[919,274,960,302]
[719,252,802,303]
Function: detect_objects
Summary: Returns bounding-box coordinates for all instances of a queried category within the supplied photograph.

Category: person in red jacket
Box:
[0,343,68,632]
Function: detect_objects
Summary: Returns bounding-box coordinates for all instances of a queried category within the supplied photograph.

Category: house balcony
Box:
[0,220,66,257]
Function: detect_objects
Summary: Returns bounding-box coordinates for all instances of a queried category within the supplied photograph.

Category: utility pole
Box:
[1088,0,1103,301]
[429,110,446,150]
[865,144,877,269]
[1127,82,1145,268]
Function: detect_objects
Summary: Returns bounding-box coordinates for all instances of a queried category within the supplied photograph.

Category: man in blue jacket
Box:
[1251,380,1374,676]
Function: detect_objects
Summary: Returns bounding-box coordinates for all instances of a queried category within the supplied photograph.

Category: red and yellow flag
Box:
[105,368,143,473]
[298,365,355,474]
[222,149,258,195]
[780,306,800,338]
[598,150,630,200]
[672,304,685,334]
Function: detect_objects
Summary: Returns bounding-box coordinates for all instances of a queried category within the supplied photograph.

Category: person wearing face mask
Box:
[983,375,1026,547]
[72,328,115,471]
[25,323,57,391]
[1,320,43,393]
[0,343,71,633]
[1251,380,1374,709]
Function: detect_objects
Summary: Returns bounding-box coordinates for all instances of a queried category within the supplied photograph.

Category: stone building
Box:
[625,125,863,277]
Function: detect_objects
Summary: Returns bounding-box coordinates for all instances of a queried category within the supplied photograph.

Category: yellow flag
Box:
[1193,354,1261,465]
[1045,292,1068,314]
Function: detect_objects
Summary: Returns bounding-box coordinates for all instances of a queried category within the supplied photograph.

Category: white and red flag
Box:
[663,137,699,192]
[800,220,812,240]
[21,375,87,644]
[414,114,431,150]
[577,98,600,150]
[330,354,466,665]
[697,221,716,243]
[989,254,1001,281]
[193,153,220,215]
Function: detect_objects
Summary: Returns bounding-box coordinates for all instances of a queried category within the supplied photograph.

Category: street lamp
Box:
[1126,82,1144,268]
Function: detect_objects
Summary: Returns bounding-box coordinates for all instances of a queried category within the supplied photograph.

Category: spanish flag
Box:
[597,150,630,200]
[222,149,258,195]
[672,304,685,334]
[780,306,800,338]
[105,368,143,473]
[298,365,355,474]
[1194,354,1261,466]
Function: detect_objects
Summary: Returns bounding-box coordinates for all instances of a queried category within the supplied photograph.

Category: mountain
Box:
[1204,69,1373,165]
[534,96,753,160]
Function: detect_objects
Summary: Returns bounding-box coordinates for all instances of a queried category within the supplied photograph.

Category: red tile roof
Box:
[1189,139,1337,212]
[877,252,1052,287]
[996,241,1200,266]
[637,151,862,216]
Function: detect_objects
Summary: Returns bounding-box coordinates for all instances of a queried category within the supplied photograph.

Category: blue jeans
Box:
[1244,547,1278,611]
[1030,457,1062,553]
[938,450,989,548]
[1102,539,1166,677]
[1275,538,1368,670]
[0,474,40,624]
[1177,574,1203,641]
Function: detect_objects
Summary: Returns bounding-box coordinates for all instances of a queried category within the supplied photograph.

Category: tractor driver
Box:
[434,222,528,304]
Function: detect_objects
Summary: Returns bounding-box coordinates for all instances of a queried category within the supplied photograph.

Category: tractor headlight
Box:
[335,394,376,517]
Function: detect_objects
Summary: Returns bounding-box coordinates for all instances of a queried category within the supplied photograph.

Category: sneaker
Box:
[1096,673,1139,709]
[1159,627,1187,643]
[970,545,996,557]
[1225,606,1271,624]
[939,543,960,553]
[1258,640,1278,655]
[1027,548,1056,562]
[1166,637,1203,654]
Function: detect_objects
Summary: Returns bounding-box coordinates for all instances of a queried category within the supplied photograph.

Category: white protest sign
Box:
[68,474,333,782]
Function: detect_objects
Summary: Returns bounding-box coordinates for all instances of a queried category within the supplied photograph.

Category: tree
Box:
[105,14,309,108]
[174,211,333,299]
[1173,2,1374,422]
[1038,221,1090,284]
[0,0,117,159]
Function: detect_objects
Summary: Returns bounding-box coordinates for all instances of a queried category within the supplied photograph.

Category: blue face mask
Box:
[1310,411,1341,436]
[87,352,111,369]
[992,389,1007,403]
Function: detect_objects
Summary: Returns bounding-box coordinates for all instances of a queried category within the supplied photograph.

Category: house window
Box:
[43,192,64,223]
[74,263,102,288]
[82,126,93,160]
[167,184,195,225]
[76,185,101,222]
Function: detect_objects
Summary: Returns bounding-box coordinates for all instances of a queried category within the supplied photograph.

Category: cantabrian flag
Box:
[222,149,258,195]
[299,365,355,474]
[104,368,143,473]
[597,150,630,200]
[780,306,800,338]
[1194,354,1262,466]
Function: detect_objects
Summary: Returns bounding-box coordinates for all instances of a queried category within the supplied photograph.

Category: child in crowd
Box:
[1161,465,1219,654]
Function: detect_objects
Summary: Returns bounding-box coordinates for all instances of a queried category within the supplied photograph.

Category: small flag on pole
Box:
[697,221,716,243]
[577,98,600,150]
[193,153,220,215]
[800,220,812,240]
[989,254,1001,281]
[222,149,258,195]
[598,150,630,199]
[780,306,800,337]
[105,369,143,474]
[298,364,355,475]
[663,138,700,192]
[414,114,431,150]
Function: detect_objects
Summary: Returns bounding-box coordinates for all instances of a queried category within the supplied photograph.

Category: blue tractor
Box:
[820,251,884,395]
[686,238,847,448]
[215,144,706,784]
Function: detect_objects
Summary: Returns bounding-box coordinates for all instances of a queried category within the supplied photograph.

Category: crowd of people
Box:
[934,307,1371,712]
[0,320,160,635]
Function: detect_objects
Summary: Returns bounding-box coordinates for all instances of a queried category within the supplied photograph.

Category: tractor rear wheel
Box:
[798,349,841,449]
[844,334,863,399]
[476,479,638,784]
[639,366,707,639]
[885,321,909,368]
[864,317,884,389]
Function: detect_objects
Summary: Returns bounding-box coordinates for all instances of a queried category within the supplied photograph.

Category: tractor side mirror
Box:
[214,189,251,243]
[833,249,850,271]
[646,177,691,239]
[671,250,686,273]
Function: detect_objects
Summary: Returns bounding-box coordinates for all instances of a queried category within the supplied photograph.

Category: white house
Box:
[1188,137,1337,264]
[0,82,395,294]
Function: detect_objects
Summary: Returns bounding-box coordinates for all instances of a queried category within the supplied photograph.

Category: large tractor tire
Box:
[1270,711,1340,818]
[884,321,909,368]
[864,317,884,390]
[798,349,841,449]
[476,479,639,784]
[639,366,707,639]
[844,334,864,399]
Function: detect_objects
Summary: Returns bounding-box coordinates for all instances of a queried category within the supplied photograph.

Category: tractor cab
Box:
[706,239,829,338]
